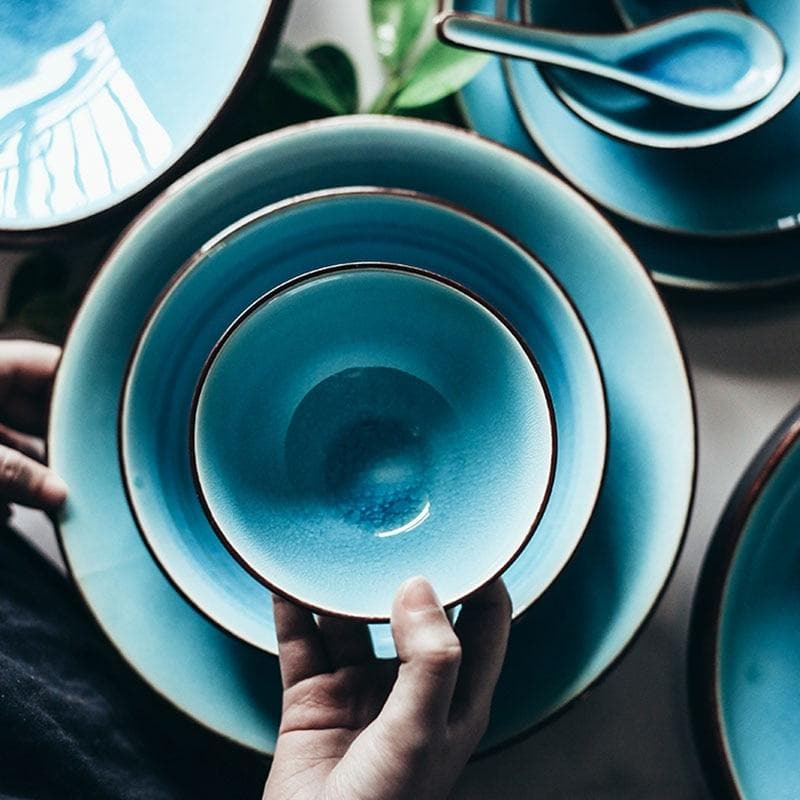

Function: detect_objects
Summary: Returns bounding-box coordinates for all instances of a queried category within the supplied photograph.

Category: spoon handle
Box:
[436,12,616,70]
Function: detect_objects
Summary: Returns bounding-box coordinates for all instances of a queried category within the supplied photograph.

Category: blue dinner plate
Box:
[690,405,800,799]
[121,188,606,653]
[0,0,287,241]
[502,0,800,237]
[458,0,800,290]
[49,116,695,754]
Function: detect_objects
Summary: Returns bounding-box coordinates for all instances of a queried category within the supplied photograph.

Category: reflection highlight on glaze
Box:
[0,21,170,221]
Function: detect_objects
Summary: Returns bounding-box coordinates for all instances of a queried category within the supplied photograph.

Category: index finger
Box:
[0,341,61,435]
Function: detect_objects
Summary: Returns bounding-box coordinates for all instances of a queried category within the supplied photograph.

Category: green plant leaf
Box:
[391,40,488,110]
[270,42,358,115]
[370,0,430,73]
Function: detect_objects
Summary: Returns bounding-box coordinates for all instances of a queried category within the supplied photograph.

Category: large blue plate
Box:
[49,116,695,753]
[690,406,800,799]
[458,0,800,291]
[0,0,287,240]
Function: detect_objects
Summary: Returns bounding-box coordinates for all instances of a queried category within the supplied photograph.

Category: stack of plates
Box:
[48,115,696,754]
[456,0,800,291]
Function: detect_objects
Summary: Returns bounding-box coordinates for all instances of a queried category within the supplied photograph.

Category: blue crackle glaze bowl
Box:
[190,262,556,620]
[120,186,606,651]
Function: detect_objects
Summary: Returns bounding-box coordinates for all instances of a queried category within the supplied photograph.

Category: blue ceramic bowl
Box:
[0,0,287,241]
[51,116,692,754]
[520,0,796,150]
[690,406,800,800]
[459,0,800,291]
[191,263,556,620]
[500,0,800,237]
[120,187,606,651]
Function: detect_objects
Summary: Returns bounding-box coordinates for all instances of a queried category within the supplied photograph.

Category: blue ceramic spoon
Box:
[436,8,784,111]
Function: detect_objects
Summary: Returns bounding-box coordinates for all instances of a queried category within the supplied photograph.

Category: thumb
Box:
[378,577,462,736]
[0,444,67,510]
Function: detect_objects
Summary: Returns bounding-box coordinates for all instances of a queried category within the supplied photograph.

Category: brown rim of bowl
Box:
[467,0,800,242]
[47,114,695,757]
[688,403,800,799]
[523,0,785,153]
[0,0,291,249]
[117,184,609,649]
[186,260,559,623]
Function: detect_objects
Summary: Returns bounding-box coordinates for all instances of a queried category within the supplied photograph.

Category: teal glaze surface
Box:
[459,0,800,289]
[50,116,694,753]
[502,0,800,234]
[194,265,554,619]
[713,437,800,798]
[121,189,606,653]
[0,0,273,232]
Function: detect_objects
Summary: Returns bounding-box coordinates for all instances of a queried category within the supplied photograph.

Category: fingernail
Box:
[400,576,441,612]
[42,473,68,507]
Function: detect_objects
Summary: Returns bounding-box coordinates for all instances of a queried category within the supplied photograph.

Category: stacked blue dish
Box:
[48,116,695,754]
[455,0,800,291]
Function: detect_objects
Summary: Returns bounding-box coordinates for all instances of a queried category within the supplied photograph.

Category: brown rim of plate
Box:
[46,114,696,757]
[187,260,559,622]
[116,184,609,646]
[687,403,800,799]
[454,0,800,243]
[0,0,291,248]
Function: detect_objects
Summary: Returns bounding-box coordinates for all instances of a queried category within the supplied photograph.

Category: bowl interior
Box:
[0,0,275,232]
[193,264,555,619]
[714,435,800,798]
[121,187,606,651]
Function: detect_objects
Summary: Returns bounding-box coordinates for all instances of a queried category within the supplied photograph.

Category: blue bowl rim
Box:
[187,259,559,622]
[46,114,695,759]
[0,0,291,247]
[688,401,800,800]
[118,183,610,641]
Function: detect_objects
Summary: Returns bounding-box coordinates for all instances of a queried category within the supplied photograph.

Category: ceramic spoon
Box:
[435,8,784,111]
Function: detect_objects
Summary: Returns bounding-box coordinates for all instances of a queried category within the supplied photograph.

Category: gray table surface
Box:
[5,2,800,796]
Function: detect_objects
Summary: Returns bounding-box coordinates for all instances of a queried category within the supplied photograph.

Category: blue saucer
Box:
[120,188,606,653]
[192,263,555,620]
[690,405,800,799]
[0,0,286,239]
[458,0,800,290]
[50,116,694,754]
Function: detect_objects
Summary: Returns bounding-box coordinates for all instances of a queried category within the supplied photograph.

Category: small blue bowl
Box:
[190,263,556,620]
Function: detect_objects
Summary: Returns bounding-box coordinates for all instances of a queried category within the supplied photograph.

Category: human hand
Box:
[263,576,511,800]
[0,340,66,511]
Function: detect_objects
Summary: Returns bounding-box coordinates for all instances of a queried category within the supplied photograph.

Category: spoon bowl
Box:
[436,7,784,111]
